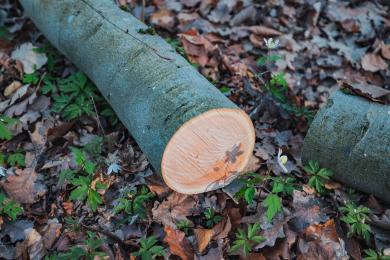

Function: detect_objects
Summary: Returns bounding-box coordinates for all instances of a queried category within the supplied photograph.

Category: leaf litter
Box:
[0,0,389,259]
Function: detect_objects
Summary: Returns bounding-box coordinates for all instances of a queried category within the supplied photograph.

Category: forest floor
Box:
[1,0,390,259]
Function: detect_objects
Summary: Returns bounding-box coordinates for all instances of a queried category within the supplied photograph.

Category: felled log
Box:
[302,91,390,203]
[20,0,255,194]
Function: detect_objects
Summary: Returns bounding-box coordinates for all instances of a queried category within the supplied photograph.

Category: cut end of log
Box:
[161,108,255,194]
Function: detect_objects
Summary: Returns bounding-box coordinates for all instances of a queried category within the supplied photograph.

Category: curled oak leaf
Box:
[212,214,231,240]
[62,201,73,215]
[290,190,329,233]
[297,219,348,260]
[194,228,214,253]
[150,10,175,31]
[145,176,170,199]
[15,228,46,260]
[152,192,198,228]
[248,26,282,37]
[1,168,47,204]
[381,43,390,60]
[255,218,287,250]
[361,53,388,72]
[39,219,62,250]
[164,226,194,260]
[179,28,216,67]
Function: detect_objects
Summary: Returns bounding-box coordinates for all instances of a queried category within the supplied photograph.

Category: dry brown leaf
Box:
[242,155,260,173]
[47,121,75,142]
[62,201,73,215]
[290,190,328,232]
[194,228,214,253]
[258,224,297,260]
[324,181,342,190]
[361,53,388,72]
[152,192,198,228]
[1,168,47,204]
[5,91,37,117]
[164,226,194,260]
[11,43,47,74]
[249,34,264,47]
[1,84,29,113]
[298,219,347,259]
[21,228,46,260]
[244,253,266,260]
[145,177,170,198]
[260,225,297,260]
[39,219,62,250]
[341,19,360,33]
[4,81,22,97]
[227,207,241,228]
[31,120,50,148]
[212,214,231,239]
[342,81,390,104]
[181,0,200,8]
[150,10,175,31]
[10,111,41,135]
[249,25,282,36]
[302,185,315,195]
[381,43,390,60]
[179,29,215,66]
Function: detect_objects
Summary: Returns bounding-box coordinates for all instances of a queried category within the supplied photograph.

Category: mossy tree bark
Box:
[302,91,390,203]
[20,0,255,194]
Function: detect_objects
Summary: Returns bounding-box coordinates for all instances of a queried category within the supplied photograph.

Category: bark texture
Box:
[20,0,242,173]
[302,91,390,202]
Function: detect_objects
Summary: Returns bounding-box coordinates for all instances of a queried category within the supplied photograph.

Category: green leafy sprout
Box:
[23,71,40,84]
[236,172,295,222]
[60,147,106,212]
[256,41,315,121]
[363,249,390,260]
[40,71,119,124]
[340,202,372,242]
[5,151,25,167]
[235,172,264,205]
[113,185,154,221]
[263,176,295,222]
[204,207,223,228]
[304,160,333,194]
[57,231,106,260]
[176,219,192,235]
[0,116,17,141]
[0,193,23,220]
[229,223,265,256]
[132,235,165,260]
[64,216,82,232]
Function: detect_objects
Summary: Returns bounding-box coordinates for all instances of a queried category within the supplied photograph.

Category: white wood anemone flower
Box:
[277,148,288,173]
[264,38,280,49]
